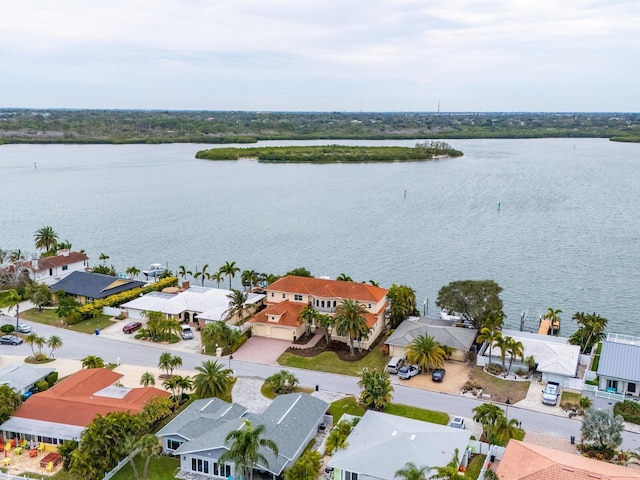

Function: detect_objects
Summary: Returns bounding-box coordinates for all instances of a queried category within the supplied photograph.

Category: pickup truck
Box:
[542,381,560,405]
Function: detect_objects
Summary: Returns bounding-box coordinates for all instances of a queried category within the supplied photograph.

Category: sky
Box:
[1,0,639,112]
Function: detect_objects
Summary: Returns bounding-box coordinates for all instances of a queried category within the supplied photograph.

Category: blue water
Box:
[1,138,639,335]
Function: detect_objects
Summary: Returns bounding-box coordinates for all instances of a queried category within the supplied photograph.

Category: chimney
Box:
[31,257,39,269]
[182,281,190,290]
[59,249,70,257]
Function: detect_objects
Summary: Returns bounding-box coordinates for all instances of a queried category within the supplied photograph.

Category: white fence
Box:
[103,306,124,317]
[578,353,591,366]
[563,377,584,391]
[583,384,625,402]
[103,447,140,480]
[0,472,43,480]
[584,370,597,382]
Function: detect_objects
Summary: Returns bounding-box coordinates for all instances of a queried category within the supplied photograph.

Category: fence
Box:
[0,472,43,480]
[103,447,140,480]
[563,377,584,391]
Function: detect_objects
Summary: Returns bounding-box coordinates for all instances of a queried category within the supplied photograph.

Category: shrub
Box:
[614,400,640,424]
[485,363,504,376]
[0,324,14,334]
[231,333,249,353]
[35,380,49,392]
[45,371,59,387]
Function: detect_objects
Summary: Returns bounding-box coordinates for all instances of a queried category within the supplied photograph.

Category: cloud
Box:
[1,0,639,110]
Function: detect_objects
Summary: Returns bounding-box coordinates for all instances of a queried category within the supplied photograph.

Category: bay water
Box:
[1,138,639,336]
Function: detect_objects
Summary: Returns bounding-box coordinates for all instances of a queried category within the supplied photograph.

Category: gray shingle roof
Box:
[0,363,55,393]
[329,410,470,480]
[598,339,640,383]
[51,271,146,299]
[386,318,477,351]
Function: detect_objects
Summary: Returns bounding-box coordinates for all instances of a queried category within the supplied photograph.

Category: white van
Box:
[181,325,194,340]
[386,356,405,374]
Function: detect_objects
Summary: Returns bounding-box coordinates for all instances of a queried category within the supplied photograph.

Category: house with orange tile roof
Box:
[13,250,89,286]
[0,368,169,448]
[494,440,640,479]
[250,276,388,346]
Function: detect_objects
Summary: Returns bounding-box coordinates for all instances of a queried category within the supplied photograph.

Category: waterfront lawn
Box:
[468,367,530,404]
[19,308,115,334]
[277,348,387,377]
[328,396,448,425]
[111,454,179,480]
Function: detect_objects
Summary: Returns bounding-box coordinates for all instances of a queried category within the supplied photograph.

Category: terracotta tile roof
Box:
[495,440,640,480]
[251,300,306,327]
[29,251,88,271]
[12,368,169,427]
[268,276,388,303]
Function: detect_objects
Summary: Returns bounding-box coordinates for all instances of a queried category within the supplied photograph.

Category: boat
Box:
[142,263,167,278]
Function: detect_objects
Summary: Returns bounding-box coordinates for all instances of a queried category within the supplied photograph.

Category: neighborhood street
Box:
[2,318,640,452]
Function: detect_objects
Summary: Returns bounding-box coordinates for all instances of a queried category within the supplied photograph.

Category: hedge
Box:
[614,400,640,425]
[77,277,178,318]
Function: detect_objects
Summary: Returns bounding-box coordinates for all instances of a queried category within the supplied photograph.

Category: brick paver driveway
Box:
[232,336,292,365]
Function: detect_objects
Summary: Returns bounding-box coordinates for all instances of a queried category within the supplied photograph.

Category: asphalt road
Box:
[3,319,640,452]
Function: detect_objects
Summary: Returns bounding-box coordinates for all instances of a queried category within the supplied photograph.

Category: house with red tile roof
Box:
[0,368,169,448]
[251,276,388,347]
[495,440,640,479]
[14,250,89,286]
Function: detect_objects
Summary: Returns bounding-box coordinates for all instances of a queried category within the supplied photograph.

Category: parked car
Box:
[386,356,405,374]
[431,368,446,382]
[181,325,194,340]
[16,323,32,334]
[0,335,24,345]
[542,381,560,405]
[449,416,465,429]
[398,364,420,380]
[122,321,142,334]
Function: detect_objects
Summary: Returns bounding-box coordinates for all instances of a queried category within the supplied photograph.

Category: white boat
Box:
[142,263,167,278]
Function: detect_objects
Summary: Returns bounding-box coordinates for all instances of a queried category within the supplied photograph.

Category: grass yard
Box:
[111,454,179,480]
[18,308,115,334]
[465,454,486,479]
[260,382,314,399]
[561,390,581,404]
[328,396,449,425]
[469,367,530,403]
[277,347,387,377]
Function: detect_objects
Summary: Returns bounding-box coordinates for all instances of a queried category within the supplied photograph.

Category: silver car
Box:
[17,323,32,334]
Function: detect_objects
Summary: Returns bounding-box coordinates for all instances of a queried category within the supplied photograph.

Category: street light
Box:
[423,297,428,316]
[505,397,511,419]
[15,303,20,330]
[229,355,233,370]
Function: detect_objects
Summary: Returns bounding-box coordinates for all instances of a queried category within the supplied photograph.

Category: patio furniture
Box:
[38,443,45,452]
[14,446,23,455]
[40,452,62,468]
[21,439,28,448]
[2,458,10,467]
[46,461,53,473]
[29,449,38,458]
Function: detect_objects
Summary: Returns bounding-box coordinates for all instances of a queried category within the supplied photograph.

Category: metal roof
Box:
[0,417,84,441]
[598,339,640,383]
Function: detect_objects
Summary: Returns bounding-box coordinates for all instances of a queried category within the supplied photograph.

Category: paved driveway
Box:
[392,360,472,395]
[232,336,292,365]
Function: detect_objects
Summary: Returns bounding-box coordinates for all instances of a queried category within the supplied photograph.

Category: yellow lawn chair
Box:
[46,461,54,472]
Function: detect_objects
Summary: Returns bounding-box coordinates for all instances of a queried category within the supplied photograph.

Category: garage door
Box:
[252,324,267,338]
[270,326,294,341]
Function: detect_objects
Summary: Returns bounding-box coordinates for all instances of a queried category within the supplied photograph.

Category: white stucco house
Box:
[14,250,89,286]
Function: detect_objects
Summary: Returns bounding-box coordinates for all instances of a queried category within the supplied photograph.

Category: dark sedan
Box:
[431,368,446,382]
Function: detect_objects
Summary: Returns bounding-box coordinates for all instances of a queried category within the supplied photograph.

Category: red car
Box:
[122,321,142,334]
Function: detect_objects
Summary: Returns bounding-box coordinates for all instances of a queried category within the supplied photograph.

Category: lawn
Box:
[328,396,449,425]
[465,454,486,479]
[277,347,388,377]
[18,308,115,334]
[260,382,314,399]
[468,367,530,403]
[111,454,179,480]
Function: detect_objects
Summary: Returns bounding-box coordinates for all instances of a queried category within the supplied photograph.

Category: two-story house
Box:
[250,276,388,348]
[15,250,89,286]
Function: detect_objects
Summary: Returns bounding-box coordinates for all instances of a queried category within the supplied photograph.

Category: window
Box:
[282,293,286,298]
[191,458,209,473]
[607,379,618,391]
[49,268,53,276]
[271,292,275,297]
[62,265,68,271]
[213,462,231,477]
[294,294,303,301]
[368,304,371,308]
[629,383,637,393]
[167,439,183,451]
[345,472,359,480]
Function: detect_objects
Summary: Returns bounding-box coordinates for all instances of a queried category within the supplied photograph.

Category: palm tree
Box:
[138,433,162,480]
[126,266,140,280]
[219,419,279,480]
[192,360,234,399]
[81,355,105,369]
[177,265,190,283]
[504,337,525,377]
[99,252,110,264]
[299,304,317,336]
[241,270,259,291]
[46,335,63,359]
[142,310,164,340]
[202,321,240,353]
[158,351,181,377]
[430,448,460,479]
[8,249,24,264]
[220,261,240,289]
[325,419,355,455]
[335,299,370,355]
[545,307,562,335]
[394,461,430,480]
[266,370,299,394]
[336,273,353,281]
[140,371,156,387]
[57,239,72,250]
[211,271,224,288]
[405,334,446,372]
[194,264,210,286]
[25,332,40,357]
[225,289,250,324]
[472,403,505,442]
[317,313,335,345]
[163,376,180,397]
[493,417,521,445]
[34,226,59,252]
[358,368,394,411]
[477,328,502,366]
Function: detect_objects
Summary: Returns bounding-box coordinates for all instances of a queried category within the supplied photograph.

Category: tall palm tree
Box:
[56,239,72,250]
[405,334,446,372]
[99,252,110,264]
[299,304,317,336]
[211,271,224,288]
[241,269,259,291]
[477,328,502,366]
[317,313,335,345]
[335,299,370,355]
[140,371,156,387]
[394,461,430,480]
[46,335,63,359]
[163,376,181,397]
[225,289,249,324]
[503,336,524,377]
[545,307,562,335]
[220,261,240,289]
[336,273,353,281]
[192,360,234,399]
[219,419,279,480]
[493,417,521,445]
[138,433,162,480]
[325,419,355,455]
[177,265,190,283]
[194,264,210,286]
[126,266,140,280]
[358,368,394,411]
[81,355,105,369]
[34,226,59,252]
[472,403,505,441]
[8,249,24,264]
